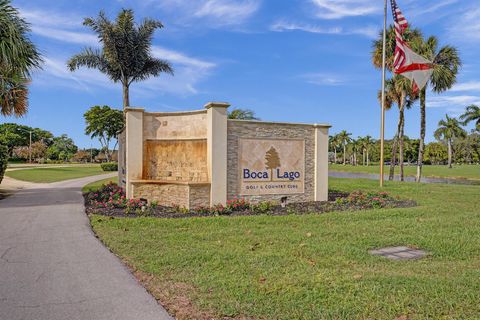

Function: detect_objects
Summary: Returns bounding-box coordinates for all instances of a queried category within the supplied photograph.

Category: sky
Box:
[3,0,480,148]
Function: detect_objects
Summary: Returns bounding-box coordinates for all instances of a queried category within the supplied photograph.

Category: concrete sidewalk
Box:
[0,174,172,320]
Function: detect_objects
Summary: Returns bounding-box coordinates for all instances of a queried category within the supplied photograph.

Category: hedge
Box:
[0,144,8,184]
[101,162,118,172]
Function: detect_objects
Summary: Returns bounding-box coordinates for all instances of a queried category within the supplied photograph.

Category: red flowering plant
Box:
[85,182,127,208]
[226,197,250,212]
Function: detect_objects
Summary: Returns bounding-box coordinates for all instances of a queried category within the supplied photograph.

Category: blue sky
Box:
[4,0,480,148]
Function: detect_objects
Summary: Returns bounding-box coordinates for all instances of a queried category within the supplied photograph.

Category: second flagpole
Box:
[379,0,387,187]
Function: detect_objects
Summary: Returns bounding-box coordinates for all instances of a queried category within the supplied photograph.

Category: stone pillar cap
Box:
[125,107,145,113]
[204,102,230,109]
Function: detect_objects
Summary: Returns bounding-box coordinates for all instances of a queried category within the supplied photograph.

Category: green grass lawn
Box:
[6,165,105,183]
[82,176,119,193]
[330,163,480,180]
[91,178,480,319]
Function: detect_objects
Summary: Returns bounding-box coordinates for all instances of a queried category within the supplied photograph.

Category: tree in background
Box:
[329,134,341,164]
[0,144,8,183]
[453,130,480,164]
[337,130,352,165]
[0,0,42,116]
[0,123,53,155]
[71,150,91,163]
[434,115,466,168]
[414,36,461,181]
[358,135,375,166]
[13,141,47,161]
[424,142,448,165]
[84,106,124,162]
[228,108,259,120]
[46,135,78,161]
[68,9,173,110]
[460,105,480,130]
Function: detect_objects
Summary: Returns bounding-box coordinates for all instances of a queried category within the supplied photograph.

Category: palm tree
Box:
[380,76,418,181]
[363,135,374,166]
[413,36,461,181]
[228,108,259,120]
[0,0,42,116]
[373,26,422,180]
[330,134,342,164]
[434,115,466,168]
[460,105,480,128]
[337,130,352,165]
[68,9,173,110]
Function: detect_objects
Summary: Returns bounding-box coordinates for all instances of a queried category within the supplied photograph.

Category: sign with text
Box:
[239,138,305,195]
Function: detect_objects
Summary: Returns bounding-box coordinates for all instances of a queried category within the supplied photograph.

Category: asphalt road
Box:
[0,174,172,320]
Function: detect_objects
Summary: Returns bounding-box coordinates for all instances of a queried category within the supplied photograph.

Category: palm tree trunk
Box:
[416,88,427,183]
[363,150,366,166]
[367,149,370,166]
[122,82,130,110]
[448,139,452,168]
[389,135,398,181]
[343,144,346,165]
[399,106,405,181]
[334,148,337,164]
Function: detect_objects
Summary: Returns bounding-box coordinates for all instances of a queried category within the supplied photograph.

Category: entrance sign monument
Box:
[119,102,330,209]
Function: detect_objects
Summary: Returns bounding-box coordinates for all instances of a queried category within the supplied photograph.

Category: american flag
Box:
[389,0,433,91]
[391,0,409,71]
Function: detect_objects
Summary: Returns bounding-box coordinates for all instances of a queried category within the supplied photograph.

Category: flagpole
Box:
[379,0,387,187]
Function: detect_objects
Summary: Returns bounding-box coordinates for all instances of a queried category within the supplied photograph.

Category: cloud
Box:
[195,0,260,23]
[19,7,83,28]
[21,6,217,96]
[427,95,480,116]
[310,0,380,19]
[270,20,377,38]
[448,7,480,43]
[158,0,260,26]
[301,73,346,86]
[451,81,480,92]
[31,26,98,46]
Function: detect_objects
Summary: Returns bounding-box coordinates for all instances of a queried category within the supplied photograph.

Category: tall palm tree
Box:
[68,9,173,110]
[330,134,342,164]
[228,108,259,120]
[0,0,42,116]
[363,135,374,166]
[413,36,461,181]
[460,105,480,128]
[434,115,466,168]
[373,26,422,180]
[337,130,352,165]
[380,76,418,181]
[329,135,336,164]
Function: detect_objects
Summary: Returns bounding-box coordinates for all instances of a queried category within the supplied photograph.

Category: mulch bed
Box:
[85,190,416,219]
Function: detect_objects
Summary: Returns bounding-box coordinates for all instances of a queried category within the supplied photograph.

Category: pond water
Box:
[329,171,480,186]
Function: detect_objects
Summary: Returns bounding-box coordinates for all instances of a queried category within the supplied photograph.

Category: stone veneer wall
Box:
[227,120,316,203]
[132,182,210,209]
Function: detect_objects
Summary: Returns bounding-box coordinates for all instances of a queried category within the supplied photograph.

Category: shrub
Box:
[0,144,8,184]
[251,201,275,214]
[335,191,394,209]
[85,182,126,208]
[101,162,118,171]
[211,204,232,216]
[226,197,250,211]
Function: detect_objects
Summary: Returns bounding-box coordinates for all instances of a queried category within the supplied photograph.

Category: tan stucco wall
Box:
[227,120,317,203]
[143,111,207,140]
